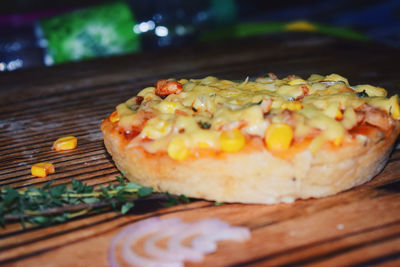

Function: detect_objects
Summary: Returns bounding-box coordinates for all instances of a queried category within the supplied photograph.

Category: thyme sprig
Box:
[162,192,190,207]
[0,174,153,228]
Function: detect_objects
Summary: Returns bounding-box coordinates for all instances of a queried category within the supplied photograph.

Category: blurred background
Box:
[1,0,399,72]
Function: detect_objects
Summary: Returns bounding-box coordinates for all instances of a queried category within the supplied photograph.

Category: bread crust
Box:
[101,118,400,204]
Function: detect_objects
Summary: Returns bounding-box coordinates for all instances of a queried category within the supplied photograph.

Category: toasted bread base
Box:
[101,118,400,204]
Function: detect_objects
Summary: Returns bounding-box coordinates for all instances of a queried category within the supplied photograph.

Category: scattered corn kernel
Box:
[31,162,55,178]
[390,95,400,119]
[288,78,307,85]
[220,129,246,153]
[52,136,77,151]
[109,110,120,122]
[280,101,302,111]
[168,138,190,161]
[265,123,293,151]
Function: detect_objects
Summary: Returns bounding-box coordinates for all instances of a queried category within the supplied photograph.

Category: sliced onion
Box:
[144,220,187,262]
[192,226,251,253]
[109,217,251,267]
[109,217,182,267]
[167,218,231,262]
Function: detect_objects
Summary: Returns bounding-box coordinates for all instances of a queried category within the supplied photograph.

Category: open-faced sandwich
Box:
[101,73,400,204]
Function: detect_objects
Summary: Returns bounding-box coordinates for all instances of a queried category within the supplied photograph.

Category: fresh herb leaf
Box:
[162,193,190,207]
[0,174,157,228]
[49,184,66,198]
[3,186,19,206]
[121,202,134,214]
[28,216,50,225]
[179,194,190,203]
[126,182,143,190]
[115,175,124,184]
[138,187,153,197]
[82,197,100,204]
[41,180,53,190]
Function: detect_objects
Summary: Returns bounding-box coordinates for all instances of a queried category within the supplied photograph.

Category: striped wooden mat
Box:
[1,34,400,266]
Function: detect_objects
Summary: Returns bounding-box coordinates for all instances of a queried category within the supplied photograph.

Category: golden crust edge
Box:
[101,118,400,204]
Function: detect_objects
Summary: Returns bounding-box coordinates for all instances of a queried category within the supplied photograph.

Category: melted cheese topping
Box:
[113,74,399,158]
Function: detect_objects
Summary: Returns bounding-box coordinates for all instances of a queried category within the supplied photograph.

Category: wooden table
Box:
[1,33,400,266]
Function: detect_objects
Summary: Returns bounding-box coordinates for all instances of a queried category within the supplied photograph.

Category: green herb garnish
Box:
[0,174,153,228]
[356,90,369,98]
[162,193,191,207]
[198,121,211,129]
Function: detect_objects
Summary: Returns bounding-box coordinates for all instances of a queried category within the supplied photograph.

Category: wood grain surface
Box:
[1,33,400,266]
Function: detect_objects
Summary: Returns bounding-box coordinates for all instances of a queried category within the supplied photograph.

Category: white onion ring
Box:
[192,226,251,253]
[166,218,231,262]
[109,217,251,267]
[144,220,191,262]
[109,217,182,267]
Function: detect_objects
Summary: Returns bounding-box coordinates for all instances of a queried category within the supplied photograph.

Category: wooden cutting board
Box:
[1,33,400,266]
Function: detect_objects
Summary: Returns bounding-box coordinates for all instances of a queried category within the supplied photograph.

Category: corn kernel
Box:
[109,110,120,123]
[333,136,343,146]
[158,101,178,114]
[390,95,400,119]
[168,138,190,161]
[52,136,77,151]
[335,110,343,120]
[220,129,246,153]
[142,118,171,139]
[31,162,55,178]
[280,101,302,111]
[265,123,293,151]
[288,78,307,85]
[197,141,211,149]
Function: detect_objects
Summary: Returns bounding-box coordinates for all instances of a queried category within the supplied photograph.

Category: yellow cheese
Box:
[156,101,181,114]
[137,87,159,102]
[116,103,136,117]
[366,95,400,119]
[281,101,302,111]
[299,107,345,142]
[115,74,395,158]
[355,84,387,97]
[323,74,349,86]
[141,116,173,139]
[277,85,303,99]
[288,78,307,85]
[341,108,358,129]
[308,74,325,83]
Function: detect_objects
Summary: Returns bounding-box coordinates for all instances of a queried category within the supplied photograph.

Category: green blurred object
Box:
[38,1,139,64]
[201,20,370,42]
[211,0,237,26]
